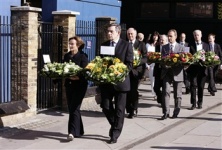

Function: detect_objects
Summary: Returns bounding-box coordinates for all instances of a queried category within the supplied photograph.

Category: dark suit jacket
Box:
[179,41,189,47]
[100,39,134,91]
[187,41,210,76]
[63,51,88,87]
[153,44,161,77]
[211,43,222,62]
[209,43,222,73]
[161,43,185,81]
[131,40,147,79]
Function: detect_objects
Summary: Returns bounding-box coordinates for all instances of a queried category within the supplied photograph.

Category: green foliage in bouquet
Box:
[193,50,221,67]
[84,56,129,84]
[133,48,142,67]
[40,61,82,78]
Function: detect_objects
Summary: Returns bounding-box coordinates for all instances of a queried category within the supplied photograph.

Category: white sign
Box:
[197,45,203,51]
[184,47,190,53]
[87,40,92,49]
[100,46,115,55]
[43,54,51,63]
[148,46,155,52]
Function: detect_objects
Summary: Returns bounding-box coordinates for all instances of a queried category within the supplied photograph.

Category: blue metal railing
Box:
[0,16,11,104]
[75,20,97,87]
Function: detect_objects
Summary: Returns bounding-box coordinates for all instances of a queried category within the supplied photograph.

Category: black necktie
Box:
[170,44,173,53]
[111,41,115,47]
[130,41,133,48]
[210,44,213,51]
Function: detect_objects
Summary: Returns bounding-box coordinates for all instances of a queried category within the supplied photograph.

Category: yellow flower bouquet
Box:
[162,52,194,67]
[84,56,129,84]
[147,52,162,64]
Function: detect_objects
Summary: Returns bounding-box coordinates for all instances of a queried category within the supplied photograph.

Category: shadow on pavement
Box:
[81,110,104,118]
[0,127,67,142]
[151,146,221,150]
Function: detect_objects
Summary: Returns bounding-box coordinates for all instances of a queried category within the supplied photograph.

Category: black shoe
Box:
[185,88,190,94]
[108,138,117,144]
[210,91,215,96]
[171,114,178,119]
[197,104,202,109]
[159,114,169,120]
[127,113,134,119]
[189,105,196,110]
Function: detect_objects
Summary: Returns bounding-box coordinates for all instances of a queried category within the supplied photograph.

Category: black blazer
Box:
[211,43,222,62]
[63,51,88,87]
[153,44,161,77]
[187,41,210,75]
[100,39,134,91]
[131,40,147,79]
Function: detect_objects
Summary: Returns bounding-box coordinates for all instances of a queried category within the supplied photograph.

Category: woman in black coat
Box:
[64,36,88,141]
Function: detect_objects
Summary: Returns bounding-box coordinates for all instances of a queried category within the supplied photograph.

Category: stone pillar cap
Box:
[11,6,42,12]
[52,10,80,16]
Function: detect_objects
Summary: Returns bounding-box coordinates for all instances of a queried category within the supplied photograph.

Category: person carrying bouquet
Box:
[99,23,133,144]
[186,29,210,110]
[146,31,160,99]
[160,29,185,120]
[64,36,88,141]
[126,27,147,119]
[153,34,168,104]
[207,33,222,96]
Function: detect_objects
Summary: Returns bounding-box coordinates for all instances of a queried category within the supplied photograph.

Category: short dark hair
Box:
[107,23,121,32]
[208,33,215,38]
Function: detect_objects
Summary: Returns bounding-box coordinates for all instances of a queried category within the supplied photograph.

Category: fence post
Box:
[52,10,80,111]
[95,17,116,55]
[10,6,42,113]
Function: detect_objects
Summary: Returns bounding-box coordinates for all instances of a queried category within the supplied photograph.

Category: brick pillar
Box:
[11,6,42,113]
[52,10,80,55]
[95,17,116,55]
[52,10,80,111]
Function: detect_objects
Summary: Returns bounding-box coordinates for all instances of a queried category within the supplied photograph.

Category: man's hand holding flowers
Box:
[133,48,142,67]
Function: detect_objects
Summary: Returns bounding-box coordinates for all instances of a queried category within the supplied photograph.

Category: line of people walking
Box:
[61,23,222,144]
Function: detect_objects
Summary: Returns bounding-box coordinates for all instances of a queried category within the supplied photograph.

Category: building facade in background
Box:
[121,0,222,45]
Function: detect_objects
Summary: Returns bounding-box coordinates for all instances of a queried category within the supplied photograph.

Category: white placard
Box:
[148,46,155,52]
[197,45,203,51]
[43,54,51,63]
[100,46,115,55]
[184,47,190,53]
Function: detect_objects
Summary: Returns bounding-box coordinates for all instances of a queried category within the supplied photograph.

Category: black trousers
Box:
[183,69,190,89]
[190,68,207,106]
[153,74,163,104]
[100,85,127,141]
[126,73,139,114]
[66,83,87,137]
[207,67,217,92]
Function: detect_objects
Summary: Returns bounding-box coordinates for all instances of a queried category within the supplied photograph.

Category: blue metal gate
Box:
[0,16,11,104]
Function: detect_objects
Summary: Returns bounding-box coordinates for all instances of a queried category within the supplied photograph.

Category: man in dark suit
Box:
[187,29,210,110]
[179,33,190,94]
[126,27,147,118]
[160,29,185,120]
[153,34,168,104]
[207,33,222,96]
[99,23,133,144]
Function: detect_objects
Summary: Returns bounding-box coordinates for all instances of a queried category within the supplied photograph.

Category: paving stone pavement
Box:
[0,80,221,150]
